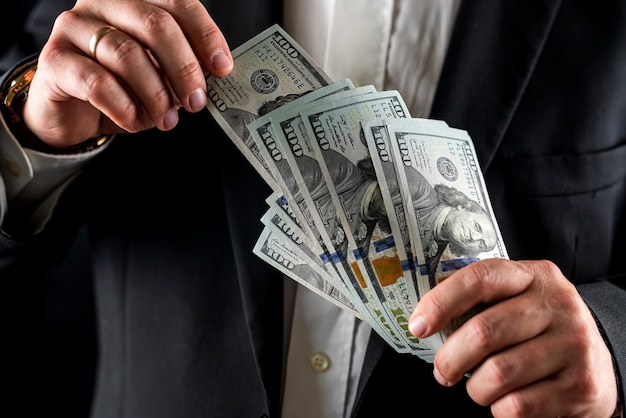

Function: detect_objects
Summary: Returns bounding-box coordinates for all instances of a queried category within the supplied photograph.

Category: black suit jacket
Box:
[2,1,625,417]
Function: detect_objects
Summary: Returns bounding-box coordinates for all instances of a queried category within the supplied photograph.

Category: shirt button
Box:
[309,352,331,373]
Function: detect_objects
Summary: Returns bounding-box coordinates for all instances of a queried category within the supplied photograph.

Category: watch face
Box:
[250,69,280,94]
[3,65,37,111]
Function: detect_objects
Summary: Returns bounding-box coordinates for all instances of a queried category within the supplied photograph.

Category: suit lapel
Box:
[430,0,562,170]
[356,333,388,396]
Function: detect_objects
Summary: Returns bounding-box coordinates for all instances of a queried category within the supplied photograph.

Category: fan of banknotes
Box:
[205,24,508,362]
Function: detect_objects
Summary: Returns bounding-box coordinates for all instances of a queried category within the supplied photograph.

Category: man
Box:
[1,1,624,417]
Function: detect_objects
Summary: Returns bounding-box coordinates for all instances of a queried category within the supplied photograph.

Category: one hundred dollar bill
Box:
[363,118,449,352]
[253,225,362,319]
[259,208,360,318]
[265,192,317,255]
[205,24,332,190]
[362,120,424,296]
[385,118,509,347]
[249,79,356,249]
[248,78,355,197]
[263,192,346,292]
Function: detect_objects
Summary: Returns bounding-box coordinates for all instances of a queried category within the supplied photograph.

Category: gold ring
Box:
[88,26,117,60]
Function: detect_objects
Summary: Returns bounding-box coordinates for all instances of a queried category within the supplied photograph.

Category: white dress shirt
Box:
[282,1,459,417]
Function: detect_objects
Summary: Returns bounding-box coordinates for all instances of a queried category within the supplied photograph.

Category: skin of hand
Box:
[22,0,233,147]
[409,258,619,418]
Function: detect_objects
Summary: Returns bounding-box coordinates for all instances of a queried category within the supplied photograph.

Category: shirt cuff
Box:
[0,58,113,234]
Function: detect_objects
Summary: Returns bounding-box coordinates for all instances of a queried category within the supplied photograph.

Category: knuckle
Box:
[467,314,496,351]
[38,40,65,66]
[82,71,137,124]
[568,368,601,405]
[495,392,531,418]
[170,0,197,14]
[484,354,516,389]
[175,59,201,82]
[141,8,176,35]
[149,85,173,109]
[159,0,180,10]
[198,25,226,49]
[116,102,141,130]
[110,38,146,65]
[550,281,582,314]
[459,260,493,292]
[41,12,77,56]
[533,259,561,279]
[425,291,450,321]
[465,385,488,407]
[532,259,574,295]
[557,289,580,310]
[83,69,112,96]
[52,10,74,29]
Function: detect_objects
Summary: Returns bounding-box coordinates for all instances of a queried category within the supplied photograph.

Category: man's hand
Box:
[409,258,619,418]
[23,0,233,147]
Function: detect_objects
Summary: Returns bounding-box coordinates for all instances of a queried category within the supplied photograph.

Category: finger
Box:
[464,333,568,406]
[483,300,620,418]
[33,11,156,134]
[80,21,180,131]
[155,0,234,77]
[488,369,608,418]
[95,0,230,112]
[490,377,569,418]
[434,292,552,385]
[28,44,153,146]
[409,259,545,337]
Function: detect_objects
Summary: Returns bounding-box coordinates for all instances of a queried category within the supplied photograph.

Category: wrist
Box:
[1,60,112,154]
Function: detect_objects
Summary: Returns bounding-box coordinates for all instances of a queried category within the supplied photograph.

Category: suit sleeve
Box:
[0,0,82,254]
[578,280,626,415]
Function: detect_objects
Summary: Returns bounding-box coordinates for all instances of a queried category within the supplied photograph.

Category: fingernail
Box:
[163,108,179,131]
[134,118,147,132]
[434,367,452,386]
[189,88,208,112]
[212,50,233,74]
[408,315,427,338]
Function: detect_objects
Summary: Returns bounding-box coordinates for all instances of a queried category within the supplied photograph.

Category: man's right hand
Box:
[23,0,233,148]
